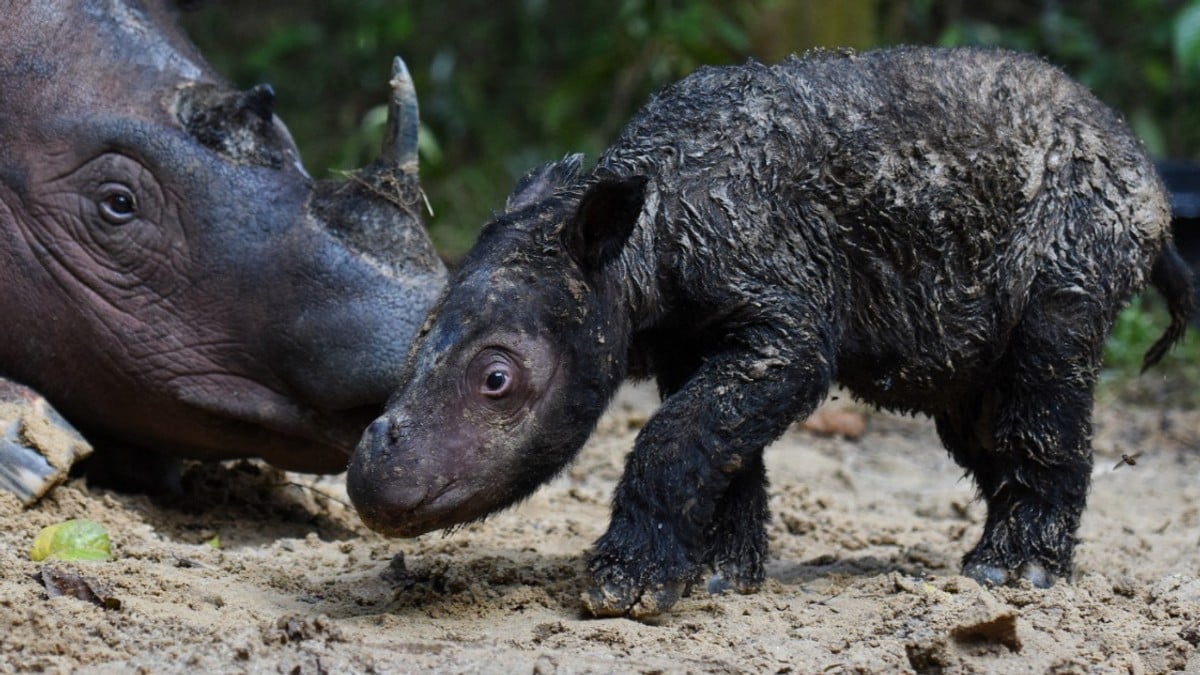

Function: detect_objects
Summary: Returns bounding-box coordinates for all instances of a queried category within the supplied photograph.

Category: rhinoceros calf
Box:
[348,47,1192,617]
[0,0,446,502]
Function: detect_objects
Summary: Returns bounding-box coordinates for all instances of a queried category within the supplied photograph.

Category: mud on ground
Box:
[2,382,1199,673]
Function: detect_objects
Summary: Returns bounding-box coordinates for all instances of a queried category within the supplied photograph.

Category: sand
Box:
[2,383,1198,674]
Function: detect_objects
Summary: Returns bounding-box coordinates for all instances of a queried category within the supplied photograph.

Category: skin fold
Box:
[0,0,445,497]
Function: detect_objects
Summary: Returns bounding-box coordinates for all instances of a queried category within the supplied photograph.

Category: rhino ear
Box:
[564,175,647,271]
[505,154,585,212]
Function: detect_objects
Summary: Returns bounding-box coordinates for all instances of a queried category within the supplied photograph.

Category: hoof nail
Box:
[1018,562,1055,588]
[965,563,1010,588]
[706,574,732,595]
[581,582,633,618]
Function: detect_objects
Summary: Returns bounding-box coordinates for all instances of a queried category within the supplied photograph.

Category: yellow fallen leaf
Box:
[30,519,113,562]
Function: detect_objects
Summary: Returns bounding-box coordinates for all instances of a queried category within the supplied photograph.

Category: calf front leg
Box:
[702,451,769,595]
[583,322,834,618]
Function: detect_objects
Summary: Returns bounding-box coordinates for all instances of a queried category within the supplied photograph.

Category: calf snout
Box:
[347,416,435,535]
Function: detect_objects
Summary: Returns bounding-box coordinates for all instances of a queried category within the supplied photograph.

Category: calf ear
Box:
[565,175,648,271]
[506,154,585,212]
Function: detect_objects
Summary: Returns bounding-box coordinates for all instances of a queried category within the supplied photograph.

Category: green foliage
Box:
[183,1,768,259]
[1177,2,1200,73]
[886,0,1200,160]
[180,2,1198,391]
[182,2,1200,259]
[1102,300,1200,406]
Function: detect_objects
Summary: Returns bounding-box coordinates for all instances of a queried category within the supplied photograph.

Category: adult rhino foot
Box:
[0,380,93,505]
[963,560,1055,589]
[81,444,183,496]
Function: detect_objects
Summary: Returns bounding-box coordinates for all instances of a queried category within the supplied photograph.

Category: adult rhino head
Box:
[0,0,446,489]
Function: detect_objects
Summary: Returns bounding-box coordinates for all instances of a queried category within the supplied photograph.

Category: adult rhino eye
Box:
[97,185,137,225]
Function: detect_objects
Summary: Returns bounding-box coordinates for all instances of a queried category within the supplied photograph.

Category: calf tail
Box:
[1141,242,1195,373]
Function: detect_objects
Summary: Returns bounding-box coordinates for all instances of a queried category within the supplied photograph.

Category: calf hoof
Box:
[1017,562,1055,588]
[582,577,685,619]
[963,561,1055,589]
[706,571,762,595]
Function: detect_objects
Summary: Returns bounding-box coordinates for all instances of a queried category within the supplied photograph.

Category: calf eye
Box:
[485,370,508,391]
[481,366,513,398]
[98,185,138,225]
[467,349,523,404]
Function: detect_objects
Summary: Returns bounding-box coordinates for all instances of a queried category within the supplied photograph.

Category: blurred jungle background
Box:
[183,0,1200,393]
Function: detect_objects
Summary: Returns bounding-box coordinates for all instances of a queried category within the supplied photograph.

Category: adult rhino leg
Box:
[0,380,92,505]
[79,443,184,496]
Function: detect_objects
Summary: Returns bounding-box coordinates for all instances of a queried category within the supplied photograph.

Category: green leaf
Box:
[1130,107,1167,157]
[1176,2,1200,72]
[30,519,113,562]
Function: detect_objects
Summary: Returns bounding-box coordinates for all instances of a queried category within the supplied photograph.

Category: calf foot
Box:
[962,521,1063,591]
[704,526,766,596]
[703,456,769,596]
[958,490,1078,590]
[706,565,762,595]
[963,559,1055,589]
[582,531,695,618]
[582,570,686,619]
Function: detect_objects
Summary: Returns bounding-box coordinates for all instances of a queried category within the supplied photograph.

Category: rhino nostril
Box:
[366,418,390,442]
[364,416,414,449]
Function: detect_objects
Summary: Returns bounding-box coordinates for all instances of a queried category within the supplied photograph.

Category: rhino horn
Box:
[379,56,420,174]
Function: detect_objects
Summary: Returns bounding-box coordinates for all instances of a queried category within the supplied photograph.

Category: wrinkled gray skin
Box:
[0,0,445,498]
[349,47,1190,617]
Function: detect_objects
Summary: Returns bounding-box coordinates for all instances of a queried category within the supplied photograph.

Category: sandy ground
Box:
[2,382,1199,674]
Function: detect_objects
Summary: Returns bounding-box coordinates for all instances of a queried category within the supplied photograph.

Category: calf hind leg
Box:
[702,452,769,594]
[941,288,1106,587]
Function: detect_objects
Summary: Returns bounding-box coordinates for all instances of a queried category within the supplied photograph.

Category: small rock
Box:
[950,596,1022,651]
[800,406,867,439]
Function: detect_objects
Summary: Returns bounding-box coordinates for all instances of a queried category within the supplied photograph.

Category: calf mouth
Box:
[347,419,499,537]
[350,478,485,538]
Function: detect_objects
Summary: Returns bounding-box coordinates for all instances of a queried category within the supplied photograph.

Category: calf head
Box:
[0,1,445,472]
[348,158,648,535]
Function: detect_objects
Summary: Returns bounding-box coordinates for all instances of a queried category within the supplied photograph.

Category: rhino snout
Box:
[348,415,453,537]
[277,290,431,413]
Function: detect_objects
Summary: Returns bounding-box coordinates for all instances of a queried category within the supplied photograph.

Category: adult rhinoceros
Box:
[0,0,446,502]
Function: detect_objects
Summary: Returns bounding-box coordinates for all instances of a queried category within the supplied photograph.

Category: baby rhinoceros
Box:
[348,46,1193,618]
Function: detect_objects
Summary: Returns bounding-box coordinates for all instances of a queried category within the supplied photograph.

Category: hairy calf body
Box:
[348,47,1191,618]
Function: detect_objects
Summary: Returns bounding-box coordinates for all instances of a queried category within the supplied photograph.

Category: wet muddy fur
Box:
[351,47,1192,618]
